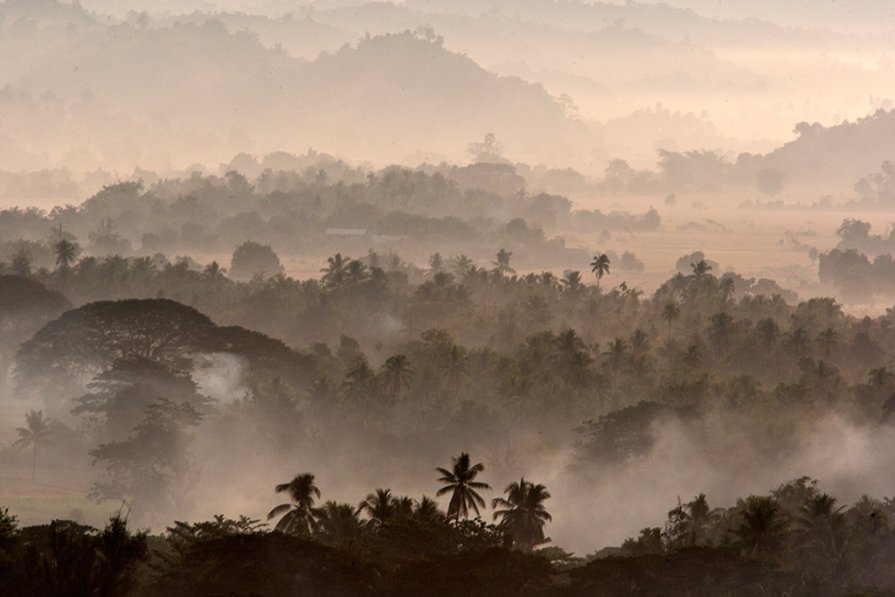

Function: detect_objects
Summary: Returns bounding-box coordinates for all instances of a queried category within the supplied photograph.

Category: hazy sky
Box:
[73,0,895,33]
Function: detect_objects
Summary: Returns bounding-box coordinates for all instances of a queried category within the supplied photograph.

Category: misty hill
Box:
[0,5,590,169]
[762,109,895,186]
[144,1,892,160]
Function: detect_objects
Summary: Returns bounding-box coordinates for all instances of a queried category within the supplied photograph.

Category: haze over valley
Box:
[2,1,895,595]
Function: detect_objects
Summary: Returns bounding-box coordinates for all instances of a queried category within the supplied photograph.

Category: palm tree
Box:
[868,367,895,389]
[691,259,712,277]
[359,488,399,525]
[662,301,680,339]
[784,326,811,357]
[757,318,780,349]
[10,247,31,277]
[493,248,515,276]
[718,276,735,304]
[13,410,51,481]
[491,478,552,551]
[453,254,474,276]
[317,501,363,543]
[795,494,848,568]
[686,493,713,546]
[267,473,321,535]
[436,452,491,519]
[590,254,610,289]
[443,346,468,384]
[414,496,443,521]
[561,270,583,293]
[380,355,412,398]
[817,327,838,358]
[321,253,351,289]
[202,260,226,281]
[708,312,735,351]
[394,495,415,518]
[54,238,78,270]
[345,259,369,285]
[732,496,789,559]
[603,338,629,371]
[342,357,379,400]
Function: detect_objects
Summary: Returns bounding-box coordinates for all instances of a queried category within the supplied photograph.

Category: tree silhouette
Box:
[757,318,780,350]
[380,355,413,398]
[90,399,202,521]
[321,253,350,289]
[662,301,680,339]
[452,254,474,276]
[414,495,443,522]
[691,259,713,277]
[10,247,31,277]
[817,327,838,358]
[562,270,583,293]
[267,473,321,535]
[491,478,552,551]
[13,409,51,481]
[436,452,491,519]
[317,501,363,543]
[493,249,515,276]
[359,488,400,525]
[732,496,789,560]
[230,241,284,281]
[54,238,79,271]
[590,254,610,289]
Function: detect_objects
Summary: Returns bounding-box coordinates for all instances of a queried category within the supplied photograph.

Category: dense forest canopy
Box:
[3,0,895,594]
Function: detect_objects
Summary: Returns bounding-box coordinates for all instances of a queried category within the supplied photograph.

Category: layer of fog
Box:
[179,386,895,555]
[4,0,894,174]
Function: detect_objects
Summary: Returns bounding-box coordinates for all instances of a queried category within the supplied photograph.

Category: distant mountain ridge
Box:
[0,4,591,169]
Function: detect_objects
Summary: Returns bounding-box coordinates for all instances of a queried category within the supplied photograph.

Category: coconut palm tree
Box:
[394,495,415,517]
[380,355,412,398]
[708,312,735,351]
[603,338,629,371]
[757,318,780,349]
[342,357,379,400]
[428,252,444,273]
[691,259,713,278]
[359,488,399,525]
[267,473,321,535]
[321,253,351,289]
[718,276,735,305]
[453,254,474,276]
[414,496,443,521]
[794,493,848,570]
[868,367,895,389]
[13,410,51,481]
[817,327,838,358]
[686,493,714,546]
[732,496,789,560]
[317,501,364,543]
[54,238,78,271]
[662,301,680,339]
[491,478,552,551]
[784,326,811,358]
[561,270,583,293]
[345,259,369,285]
[493,248,515,276]
[436,452,491,519]
[590,254,610,289]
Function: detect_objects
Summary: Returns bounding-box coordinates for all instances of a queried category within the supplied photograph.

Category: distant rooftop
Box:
[325,228,368,236]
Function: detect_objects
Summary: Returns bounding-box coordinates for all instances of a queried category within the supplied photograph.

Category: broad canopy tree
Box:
[14,298,315,400]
